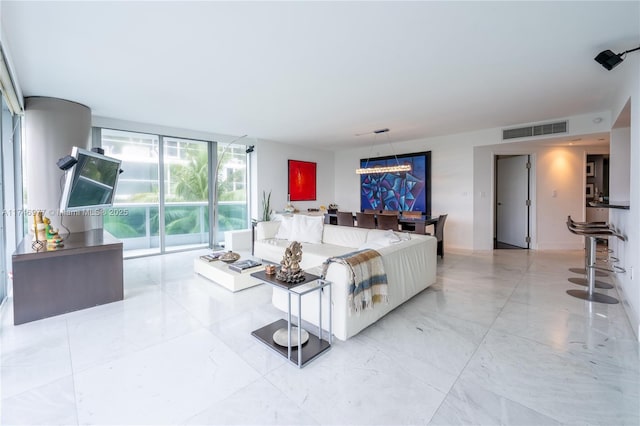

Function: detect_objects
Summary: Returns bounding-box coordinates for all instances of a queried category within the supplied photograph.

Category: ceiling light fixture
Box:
[355,128,412,175]
[594,46,640,70]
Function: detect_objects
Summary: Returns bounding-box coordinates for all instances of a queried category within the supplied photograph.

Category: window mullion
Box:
[209,140,217,248]
[158,135,166,253]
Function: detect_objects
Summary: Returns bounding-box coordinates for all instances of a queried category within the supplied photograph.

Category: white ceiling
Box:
[2,1,638,149]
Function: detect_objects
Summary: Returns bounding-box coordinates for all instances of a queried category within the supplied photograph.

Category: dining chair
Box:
[336,211,355,227]
[355,212,376,229]
[376,214,399,231]
[364,209,379,215]
[431,214,448,258]
[379,210,399,216]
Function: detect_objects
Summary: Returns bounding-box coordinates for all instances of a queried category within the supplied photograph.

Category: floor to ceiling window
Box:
[0,99,6,303]
[215,143,248,245]
[101,129,161,256]
[163,137,209,252]
[0,96,21,302]
[99,128,249,257]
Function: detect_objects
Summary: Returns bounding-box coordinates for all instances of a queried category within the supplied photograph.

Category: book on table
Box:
[199,250,225,262]
[228,259,262,272]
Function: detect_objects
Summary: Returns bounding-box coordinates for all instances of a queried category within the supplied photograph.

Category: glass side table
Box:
[250,270,332,368]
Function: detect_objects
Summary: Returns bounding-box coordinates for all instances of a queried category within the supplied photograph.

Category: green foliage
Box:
[103,206,159,238]
[261,190,271,221]
[217,168,246,200]
[219,189,245,202]
[218,204,248,232]
[102,220,139,238]
[165,209,201,235]
[172,148,208,201]
[128,192,159,203]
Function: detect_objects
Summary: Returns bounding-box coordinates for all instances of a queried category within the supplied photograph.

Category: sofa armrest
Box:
[224,229,252,251]
[255,221,280,240]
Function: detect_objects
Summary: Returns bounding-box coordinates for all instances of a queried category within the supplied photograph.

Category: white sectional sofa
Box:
[254,216,437,340]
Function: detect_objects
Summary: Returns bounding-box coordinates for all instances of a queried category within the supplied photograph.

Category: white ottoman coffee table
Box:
[194,255,265,292]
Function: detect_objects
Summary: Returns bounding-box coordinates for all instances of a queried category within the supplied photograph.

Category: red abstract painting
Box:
[288,160,316,201]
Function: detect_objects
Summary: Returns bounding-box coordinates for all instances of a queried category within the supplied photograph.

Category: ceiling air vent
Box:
[503,121,567,140]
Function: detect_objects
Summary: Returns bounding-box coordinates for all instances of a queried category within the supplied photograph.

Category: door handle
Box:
[497,202,502,206]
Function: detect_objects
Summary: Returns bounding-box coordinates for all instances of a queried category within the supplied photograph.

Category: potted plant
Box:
[261,190,272,221]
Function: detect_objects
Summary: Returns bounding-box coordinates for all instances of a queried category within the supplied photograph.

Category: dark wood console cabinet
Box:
[12,229,123,325]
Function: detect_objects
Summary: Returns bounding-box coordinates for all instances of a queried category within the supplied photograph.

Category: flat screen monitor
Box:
[60,147,122,212]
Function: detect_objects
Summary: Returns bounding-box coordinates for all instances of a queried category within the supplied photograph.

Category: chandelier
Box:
[355,128,412,175]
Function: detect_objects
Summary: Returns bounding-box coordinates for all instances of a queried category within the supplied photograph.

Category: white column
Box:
[24,97,92,233]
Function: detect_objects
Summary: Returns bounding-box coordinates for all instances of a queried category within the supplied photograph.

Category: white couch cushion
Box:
[363,229,400,247]
[290,214,324,244]
[322,225,369,248]
[274,215,294,240]
[365,229,397,243]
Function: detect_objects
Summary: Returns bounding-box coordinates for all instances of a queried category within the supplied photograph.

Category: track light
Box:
[595,46,640,70]
[56,155,77,170]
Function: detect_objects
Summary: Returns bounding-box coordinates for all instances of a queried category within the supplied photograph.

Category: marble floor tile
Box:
[353,332,460,395]
[493,300,639,372]
[413,280,511,327]
[66,290,202,371]
[1,319,72,399]
[360,300,490,375]
[163,274,273,326]
[429,378,560,426]
[0,310,68,354]
[208,303,289,375]
[185,377,318,425]
[74,328,261,425]
[265,336,446,425]
[0,375,78,426]
[457,330,640,425]
[436,274,518,300]
[1,248,638,425]
[510,275,630,321]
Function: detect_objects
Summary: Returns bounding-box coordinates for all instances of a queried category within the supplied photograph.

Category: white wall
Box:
[0,6,24,111]
[610,126,630,201]
[474,143,611,251]
[252,138,335,220]
[335,131,483,250]
[334,112,612,250]
[92,116,234,143]
[608,54,639,340]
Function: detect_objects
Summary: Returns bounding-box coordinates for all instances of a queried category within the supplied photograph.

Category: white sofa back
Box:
[256,219,372,247]
[321,224,369,248]
[255,220,280,240]
[255,220,424,250]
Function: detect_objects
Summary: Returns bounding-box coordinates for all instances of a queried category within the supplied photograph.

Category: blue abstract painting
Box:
[359,151,431,214]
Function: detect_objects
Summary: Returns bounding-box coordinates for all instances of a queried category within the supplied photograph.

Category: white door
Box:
[496,155,529,248]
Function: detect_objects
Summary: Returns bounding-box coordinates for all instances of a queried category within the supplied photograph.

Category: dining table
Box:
[325,212,438,234]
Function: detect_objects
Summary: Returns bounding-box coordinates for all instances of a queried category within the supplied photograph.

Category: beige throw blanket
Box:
[321,249,388,314]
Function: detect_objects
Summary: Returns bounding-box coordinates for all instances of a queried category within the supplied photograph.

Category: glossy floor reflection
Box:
[1,248,638,425]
